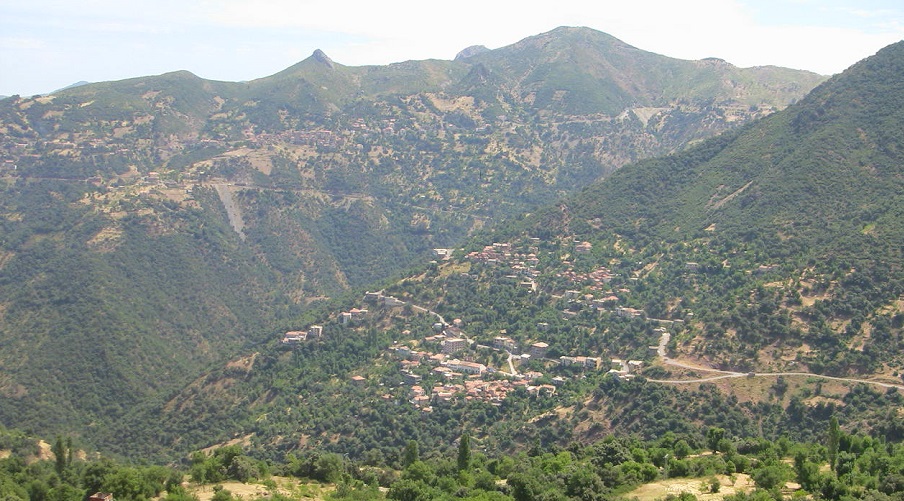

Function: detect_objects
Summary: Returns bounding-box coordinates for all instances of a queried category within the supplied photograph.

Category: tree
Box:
[226,456,260,483]
[827,416,841,470]
[457,433,471,471]
[387,479,435,501]
[402,441,419,468]
[314,453,345,483]
[751,464,790,492]
[673,440,692,459]
[51,437,66,476]
[706,428,726,454]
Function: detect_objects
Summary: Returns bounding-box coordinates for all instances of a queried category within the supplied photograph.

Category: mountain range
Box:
[0,26,874,460]
[90,37,904,463]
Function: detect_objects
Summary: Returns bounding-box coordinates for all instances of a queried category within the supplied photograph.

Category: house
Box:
[615,307,646,318]
[559,356,599,369]
[350,375,367,386]
[580,357,601,369]
[339,312,353,324]
[445,359,487,375]
[442,338,468,354]
[575,241,593,254]
[308,325,323,338]
[529,342,549,358]
[89,494,113,501]
[433,248,452,260]
[494,336,517,352]
[394,345,414,359]
[282,331,307,344]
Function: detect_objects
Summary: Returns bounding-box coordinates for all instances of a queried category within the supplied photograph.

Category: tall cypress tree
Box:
[457,432,471,471]
[52,436,66,475]
[827,416,840,470]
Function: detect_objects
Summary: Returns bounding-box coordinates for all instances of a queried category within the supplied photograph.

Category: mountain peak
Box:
[455,45,490,61]
[311,49,335,68]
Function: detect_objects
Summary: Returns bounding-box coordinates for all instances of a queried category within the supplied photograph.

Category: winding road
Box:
[647,332,904,391]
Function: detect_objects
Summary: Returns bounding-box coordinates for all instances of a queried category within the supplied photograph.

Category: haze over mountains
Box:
[87,37,903,462]
[3,26,898,463]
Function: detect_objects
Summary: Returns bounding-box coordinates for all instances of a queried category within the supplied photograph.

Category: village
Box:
[280,265,655,412]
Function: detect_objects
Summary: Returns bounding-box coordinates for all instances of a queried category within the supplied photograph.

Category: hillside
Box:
[0,26,826,449]
[96,41,904,464]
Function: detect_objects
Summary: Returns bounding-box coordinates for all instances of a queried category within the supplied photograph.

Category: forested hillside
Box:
[0,27,825,448]
[4,420,904,501]
[91,40,904,468]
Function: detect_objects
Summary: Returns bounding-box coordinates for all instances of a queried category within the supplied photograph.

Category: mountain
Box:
[0,27,826,454]
[106,40,904,462]
[52,81,91,94]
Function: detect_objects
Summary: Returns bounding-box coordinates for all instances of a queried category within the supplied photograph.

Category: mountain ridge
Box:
[0,26,831,457]
[128,37,904,463]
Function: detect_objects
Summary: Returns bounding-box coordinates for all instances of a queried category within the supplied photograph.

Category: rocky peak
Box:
[311,49,335,68]
[455,45,490,61]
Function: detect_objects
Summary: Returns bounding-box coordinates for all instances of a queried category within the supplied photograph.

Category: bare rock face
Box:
[455,45,490,61]
[311,49,335,68]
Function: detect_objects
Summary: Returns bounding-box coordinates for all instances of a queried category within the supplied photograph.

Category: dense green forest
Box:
[4,420,904,501]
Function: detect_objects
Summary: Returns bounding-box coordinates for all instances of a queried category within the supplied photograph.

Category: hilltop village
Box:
[277,237,694,412]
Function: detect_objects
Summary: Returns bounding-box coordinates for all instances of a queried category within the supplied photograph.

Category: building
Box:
[89,494,113,501]
[446,360,487,375]
[615,307,646,318]
[442,338,468,354]
[529,342,549,358]
[282,331,307,344]
[433,248,452,260]
[494,336,517,352]
[559,356,599,369]
[349,308,368,319]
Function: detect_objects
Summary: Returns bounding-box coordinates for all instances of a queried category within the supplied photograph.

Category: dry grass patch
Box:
[625,473,753,501]
[190,477,331,501]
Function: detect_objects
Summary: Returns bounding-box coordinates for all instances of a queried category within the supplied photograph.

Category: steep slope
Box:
[0,27,827,451]
[0,182,280,435]
[459,26,824,115]
[105,42,904,463]
[520,40,904,373]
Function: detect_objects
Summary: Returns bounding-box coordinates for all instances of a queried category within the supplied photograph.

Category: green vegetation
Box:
[3,422,904,501]
[0,27,824,458]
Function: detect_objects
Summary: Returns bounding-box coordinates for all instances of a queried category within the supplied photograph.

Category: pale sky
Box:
[2,0,903,97]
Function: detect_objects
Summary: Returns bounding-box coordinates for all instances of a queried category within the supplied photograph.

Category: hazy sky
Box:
[2,0,903,97]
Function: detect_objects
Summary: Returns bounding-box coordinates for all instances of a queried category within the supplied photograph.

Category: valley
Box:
[0,25,902,501]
